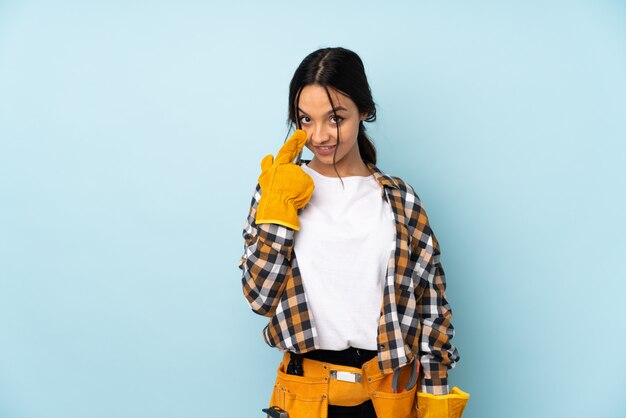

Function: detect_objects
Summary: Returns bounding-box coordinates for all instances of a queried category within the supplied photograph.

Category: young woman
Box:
[239,47,469,418]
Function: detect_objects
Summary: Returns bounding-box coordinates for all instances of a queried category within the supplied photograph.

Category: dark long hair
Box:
[287,47,377,176]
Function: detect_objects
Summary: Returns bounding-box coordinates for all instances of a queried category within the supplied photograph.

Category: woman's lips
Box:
[315,145,336,155]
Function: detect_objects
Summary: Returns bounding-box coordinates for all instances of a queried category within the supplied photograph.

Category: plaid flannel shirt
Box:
[238,161,460,395]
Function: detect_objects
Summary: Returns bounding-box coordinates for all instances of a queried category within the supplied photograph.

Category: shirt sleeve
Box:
[238,183,295,317]
[406,185,460,395]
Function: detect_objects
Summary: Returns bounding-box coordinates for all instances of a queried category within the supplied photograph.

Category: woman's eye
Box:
[299,116,311,124]
[331,115,343,124]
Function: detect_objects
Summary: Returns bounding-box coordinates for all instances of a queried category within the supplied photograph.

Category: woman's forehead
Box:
[297,84,356,114]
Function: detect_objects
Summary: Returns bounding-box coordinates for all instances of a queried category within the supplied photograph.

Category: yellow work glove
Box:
[256,129,314,231]
[417,387,470,418]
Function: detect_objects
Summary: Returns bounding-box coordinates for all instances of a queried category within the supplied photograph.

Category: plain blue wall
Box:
[1,1,625,417]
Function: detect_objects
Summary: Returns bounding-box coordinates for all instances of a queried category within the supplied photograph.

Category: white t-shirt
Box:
[294,163,397,351]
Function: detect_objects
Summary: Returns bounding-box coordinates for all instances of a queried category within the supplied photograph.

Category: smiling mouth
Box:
[314,145,337,156]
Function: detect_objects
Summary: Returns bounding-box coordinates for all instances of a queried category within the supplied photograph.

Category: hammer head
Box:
[262,406,289,418]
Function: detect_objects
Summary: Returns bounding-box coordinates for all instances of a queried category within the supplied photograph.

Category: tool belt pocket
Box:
[364,362,418,418]
[270,360,328,418]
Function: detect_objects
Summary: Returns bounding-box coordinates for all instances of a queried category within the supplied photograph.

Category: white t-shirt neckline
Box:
[304,163,374,181]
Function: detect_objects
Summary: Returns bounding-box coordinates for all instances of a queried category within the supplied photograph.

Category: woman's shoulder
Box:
[366,162,421,200]
[371,164,440,251]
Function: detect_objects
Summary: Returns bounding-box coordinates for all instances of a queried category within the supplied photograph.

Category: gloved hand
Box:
[417,387,469,418]
[256,129,314,231]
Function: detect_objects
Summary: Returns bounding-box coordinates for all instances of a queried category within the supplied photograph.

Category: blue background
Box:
[1,1,625,417]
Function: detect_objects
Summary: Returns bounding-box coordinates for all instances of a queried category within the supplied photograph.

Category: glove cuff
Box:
[256,194,301,231]
[417,386,470,418]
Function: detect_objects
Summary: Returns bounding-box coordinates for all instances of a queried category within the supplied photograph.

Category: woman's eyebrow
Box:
[297,106,348,115]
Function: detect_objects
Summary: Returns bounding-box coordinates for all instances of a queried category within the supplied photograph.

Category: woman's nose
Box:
[308,124,333,145]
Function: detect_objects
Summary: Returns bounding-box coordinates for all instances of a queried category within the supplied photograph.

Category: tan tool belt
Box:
[269,352,419,418]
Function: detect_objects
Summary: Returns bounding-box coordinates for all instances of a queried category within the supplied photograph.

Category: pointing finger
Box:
[275,130,307,164]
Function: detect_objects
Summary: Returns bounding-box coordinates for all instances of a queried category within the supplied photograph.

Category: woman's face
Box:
[296,84,367,171]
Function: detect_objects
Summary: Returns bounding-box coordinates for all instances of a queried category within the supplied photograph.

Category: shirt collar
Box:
[366,162,401,190]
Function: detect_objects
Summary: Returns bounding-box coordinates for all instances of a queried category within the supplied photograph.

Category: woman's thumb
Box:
[260,154,275,172]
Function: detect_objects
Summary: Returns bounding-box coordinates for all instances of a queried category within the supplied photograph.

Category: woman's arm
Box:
[238,183,295,317]
[405,184,460,396]
[417,236,459,395]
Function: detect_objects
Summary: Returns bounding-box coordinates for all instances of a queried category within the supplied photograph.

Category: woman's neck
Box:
[306,157,370,178]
